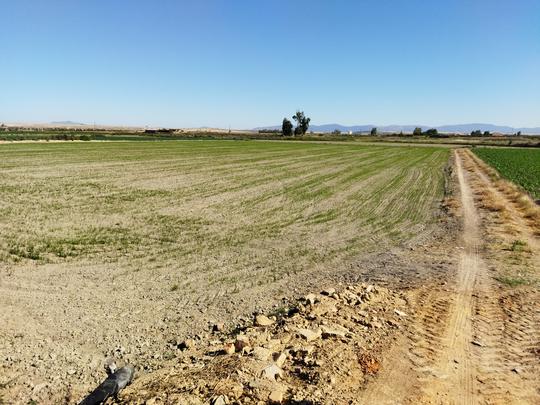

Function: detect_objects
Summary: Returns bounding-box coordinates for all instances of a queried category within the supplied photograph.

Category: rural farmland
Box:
[0,140,539,404]
[3,1,540,403]
[0,140,450,402]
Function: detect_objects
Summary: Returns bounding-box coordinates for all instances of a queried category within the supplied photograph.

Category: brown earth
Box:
[104,148,539,404]
[0,142,450,404]
[362,149,539,404]
[1,144,538,404]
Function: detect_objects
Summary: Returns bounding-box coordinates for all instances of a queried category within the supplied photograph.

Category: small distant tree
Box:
[413,127,423,136]
[516,130,522,136]
[470,130,482,137]
[282,118,293,136]
[425,128,438,137]
[292,111,311,136]
[483,131,491,137]
[332,129,342,135]
[370,127,377,136]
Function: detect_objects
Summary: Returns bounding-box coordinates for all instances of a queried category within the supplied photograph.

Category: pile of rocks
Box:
[115,283,409,404]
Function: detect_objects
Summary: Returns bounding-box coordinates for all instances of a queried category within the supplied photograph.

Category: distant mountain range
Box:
[50,120,87,126]
[254,123,540,134]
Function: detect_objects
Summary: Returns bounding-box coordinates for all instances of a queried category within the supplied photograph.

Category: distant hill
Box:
[254,123,540,134]
[50,121,87,126]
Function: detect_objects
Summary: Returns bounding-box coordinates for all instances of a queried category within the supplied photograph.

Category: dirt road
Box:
[363,149,539,404]
[417,150,482,403]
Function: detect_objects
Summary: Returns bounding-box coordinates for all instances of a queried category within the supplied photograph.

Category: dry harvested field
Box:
[1,141,539,404]
[117,147,539,405]
[0,140,449,403]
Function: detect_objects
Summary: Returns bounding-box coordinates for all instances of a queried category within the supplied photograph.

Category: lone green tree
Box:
[370,127,377,136]
[292,111,311,136]
[282,118,293,136]
[413,127,423,136]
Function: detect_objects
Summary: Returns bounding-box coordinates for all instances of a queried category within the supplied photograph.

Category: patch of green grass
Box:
[509,239,527,252]
[8,243,43,261]
[494,276,528,287]
[268,305,290,319]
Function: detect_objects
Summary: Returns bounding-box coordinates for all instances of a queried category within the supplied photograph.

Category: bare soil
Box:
[105,148,539,404]
[362,149,539,404]
[1,143,538,404]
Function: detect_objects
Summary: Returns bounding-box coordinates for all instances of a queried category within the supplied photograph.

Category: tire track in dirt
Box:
[459,149,540,403]
[412,150,480,404]
[362,149,537,404]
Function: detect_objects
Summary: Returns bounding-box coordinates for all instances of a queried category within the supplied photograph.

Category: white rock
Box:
[261,364,283,381]
[252,347,271,361]
[321,288,336,296]
[321,324,350,338]
[255,314,274,327]
[211,395,228,405]
[394,309,407,317]
[303,294,317,305]
[223,343,235,355]
[296,328,321,342]
[273,351,288,368]
[269,389,284,404]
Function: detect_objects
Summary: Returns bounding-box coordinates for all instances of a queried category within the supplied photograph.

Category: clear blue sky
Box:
[1,0,539,128]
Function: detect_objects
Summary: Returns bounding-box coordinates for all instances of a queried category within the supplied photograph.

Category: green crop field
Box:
[473,147,540,199]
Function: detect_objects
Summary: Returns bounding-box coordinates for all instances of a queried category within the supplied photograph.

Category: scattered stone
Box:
[234,336,250,353]
[471,340,484,347]
[321,288,336,296]
[394,309,407,317]
[104,357,116,375]
[211,395,228,405]
[273,351,288,368]
[177,338,195,351]
[17,281,404,404]
[255,314,274,327]
[303,294,317,305]
[268,390,284,404]
[223,343,235,355]
[261,364,283,381]
[321,325,349,339]
[213,323,225,332]
[252,347,271,361]
[296,328,321,342]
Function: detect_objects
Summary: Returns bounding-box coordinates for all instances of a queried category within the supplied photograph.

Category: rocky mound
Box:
[111,283,409,404]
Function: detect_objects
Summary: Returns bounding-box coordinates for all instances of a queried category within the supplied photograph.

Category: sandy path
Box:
[362,149,540,404]
[417,150,480,403]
